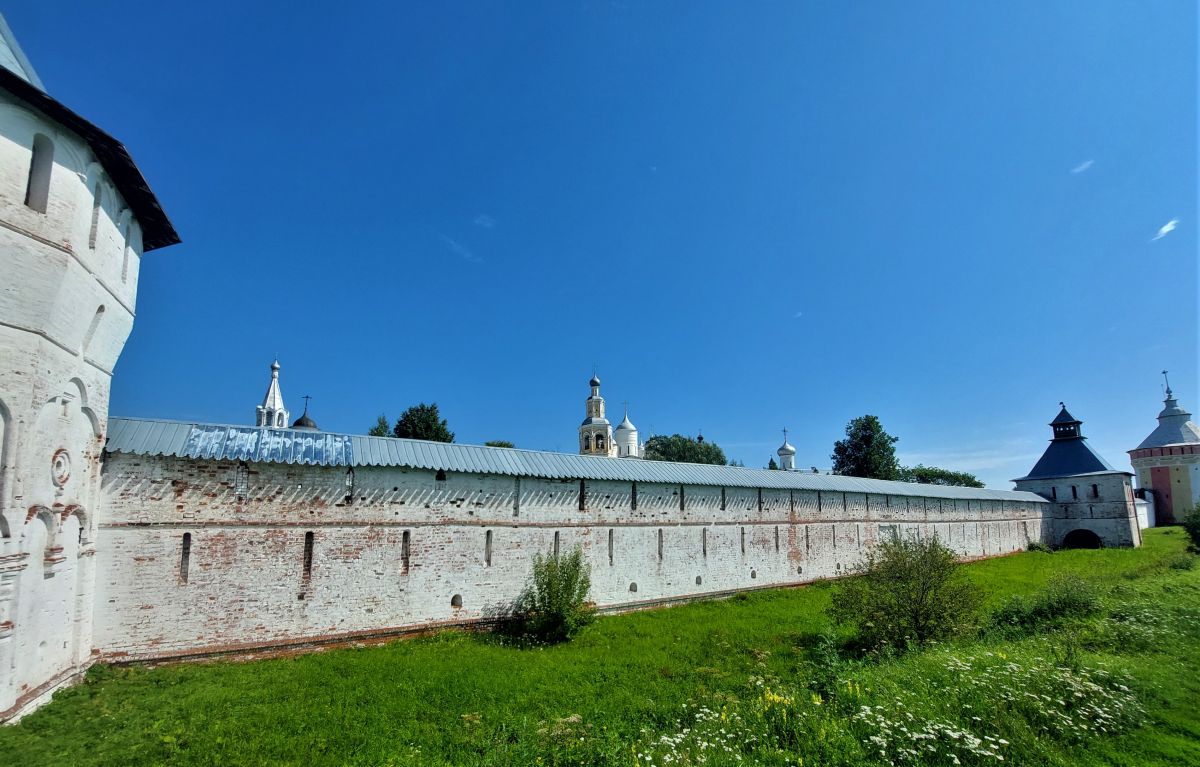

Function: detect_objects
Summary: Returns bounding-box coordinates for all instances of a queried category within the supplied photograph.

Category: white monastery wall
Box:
[94,453,1048,662]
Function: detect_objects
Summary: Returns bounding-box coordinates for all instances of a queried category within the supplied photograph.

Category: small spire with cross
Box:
[1163,370,1172,398]
[301,394,312,413]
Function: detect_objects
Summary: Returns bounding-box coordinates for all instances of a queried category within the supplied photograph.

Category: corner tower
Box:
[1128,374,1200,525]
[1013,404,1139,549]
[0,13,179,720]
[579,374,615,457]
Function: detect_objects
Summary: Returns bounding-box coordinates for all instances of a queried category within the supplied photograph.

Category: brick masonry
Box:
[93,454,1050,662]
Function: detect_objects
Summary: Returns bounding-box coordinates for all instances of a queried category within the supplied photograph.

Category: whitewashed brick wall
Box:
[94,454,1049,662]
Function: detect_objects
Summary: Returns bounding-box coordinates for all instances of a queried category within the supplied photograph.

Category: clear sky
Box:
[8,3,1196,488]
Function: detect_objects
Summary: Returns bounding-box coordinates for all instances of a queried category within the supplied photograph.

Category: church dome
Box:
[291,409,318,431]
[777,440,796,456]
[589,374,601,387]
[615,413,637,434]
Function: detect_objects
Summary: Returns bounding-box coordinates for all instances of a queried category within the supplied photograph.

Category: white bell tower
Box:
[255,359,289,428]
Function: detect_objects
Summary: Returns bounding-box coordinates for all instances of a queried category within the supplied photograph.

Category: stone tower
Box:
[579,374,615,457]
[0,15,179,719]
[256,359,290,428]
[1128,376,1200,525]
[1013,405,1139,548]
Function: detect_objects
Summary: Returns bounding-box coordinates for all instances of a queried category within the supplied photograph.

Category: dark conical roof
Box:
[1050,406,1080,425]
[1015,406,1118,481]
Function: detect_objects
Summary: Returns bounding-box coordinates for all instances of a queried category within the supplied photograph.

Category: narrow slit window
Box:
[435,469,447,482]
[1070,485,1078,500]
[608,528,614,566]
[720,487,726,511]
[1051,487,1057,500]
[484,529,493,567]
[578,479,586,511]
[657,528,664,561]
[774,525,780,552]
[631,481,638,510]
[757,488,763,512]
[740,526,746,555]
[179,533,192,584]
[302,531,314,583]
[401,530,411,573]
[88,182,102,248]
[121,223,132,282]
[702,527,708,558]
[1091,483,1099,498]
[25,134,54,212]
[679,485,685,511]
[553,530,560,557]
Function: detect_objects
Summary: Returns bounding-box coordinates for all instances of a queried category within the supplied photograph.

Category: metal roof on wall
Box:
[106,417,1047,503]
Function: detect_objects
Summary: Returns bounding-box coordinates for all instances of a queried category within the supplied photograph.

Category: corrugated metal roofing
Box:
[106,417,1047,503]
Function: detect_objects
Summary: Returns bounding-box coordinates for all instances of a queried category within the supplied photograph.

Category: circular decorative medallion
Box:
[51,449,71,487]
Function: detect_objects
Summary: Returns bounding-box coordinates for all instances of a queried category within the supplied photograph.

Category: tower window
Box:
[583,434,591,451]
[1091,484,1099,498]
[1051,487,1057,500]
[1071,485,1078,500]
[88,182,102,248]
[25,134,54,213]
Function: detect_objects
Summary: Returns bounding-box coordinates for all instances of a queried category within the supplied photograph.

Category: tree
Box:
[829,535,982,652]
[831,415,900,480]
[511,544,595,644]
[767,457,779,470]
[897,464,984,488]
[485,440,515,448]
[367,414,390,437]
[643,434,727,465]
[1183,502,1200,552]
[393,403,454,442]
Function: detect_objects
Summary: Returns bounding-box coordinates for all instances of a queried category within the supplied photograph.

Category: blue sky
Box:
[9,3,1196,487]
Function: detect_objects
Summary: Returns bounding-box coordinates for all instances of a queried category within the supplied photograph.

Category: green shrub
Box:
[510,544,595,644]
[1027,540,1054,553]
[829,535,982,652]
[991,574,1101,632]
[1182,503,1200,551]
[1168,553,1197,571]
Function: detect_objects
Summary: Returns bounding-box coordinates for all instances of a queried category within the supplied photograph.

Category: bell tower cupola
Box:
[256,359,290,429]
[579,373,615,456]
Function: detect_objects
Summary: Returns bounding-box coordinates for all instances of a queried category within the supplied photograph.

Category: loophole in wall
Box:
[629,582,638,593]
[750,569,757,579]
[695,576,702,586]
[451,594,463,608]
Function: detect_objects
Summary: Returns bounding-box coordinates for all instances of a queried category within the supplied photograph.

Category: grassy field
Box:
[2,527,1198,766]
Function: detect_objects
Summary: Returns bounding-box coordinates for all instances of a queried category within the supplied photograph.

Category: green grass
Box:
[3,528,1198,766]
